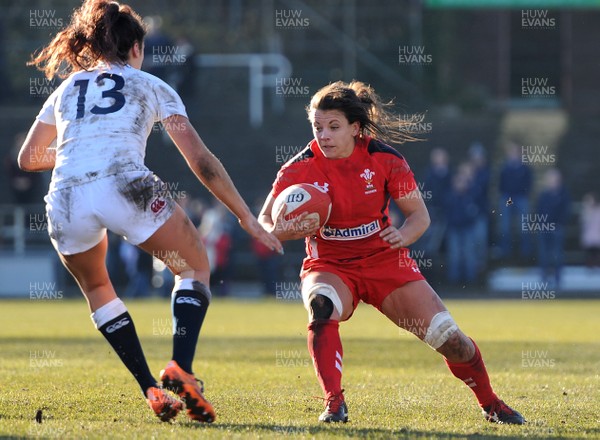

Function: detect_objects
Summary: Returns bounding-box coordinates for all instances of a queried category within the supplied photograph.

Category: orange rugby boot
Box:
[160,360,216,423]
[145,386,183,422]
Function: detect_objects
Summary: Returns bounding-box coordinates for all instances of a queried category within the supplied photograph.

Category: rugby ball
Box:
[271,183,332,228]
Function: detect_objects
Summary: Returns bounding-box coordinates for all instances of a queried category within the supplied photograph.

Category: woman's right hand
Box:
[270,204,321,241]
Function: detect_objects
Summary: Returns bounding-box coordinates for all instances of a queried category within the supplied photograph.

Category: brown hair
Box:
[306,81,421,145]
[28,0,146,79]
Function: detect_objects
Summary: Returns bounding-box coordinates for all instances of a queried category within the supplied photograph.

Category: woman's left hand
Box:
[379,225,405,249]
[239,214,284,255]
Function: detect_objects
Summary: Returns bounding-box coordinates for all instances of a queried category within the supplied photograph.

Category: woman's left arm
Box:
[379,189,431,249]
[18,120,57,172]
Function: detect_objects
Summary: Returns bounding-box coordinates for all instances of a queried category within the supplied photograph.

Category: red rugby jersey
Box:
[272,136,418,261]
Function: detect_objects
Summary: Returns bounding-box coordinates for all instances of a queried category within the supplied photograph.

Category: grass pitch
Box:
[0,297,598,439]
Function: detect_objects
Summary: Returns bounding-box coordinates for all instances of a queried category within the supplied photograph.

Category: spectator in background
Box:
[252,238,281,296]
[106,231,128,289]
[417,147,452,259]
[497,142,533,260]
[142,18,196,98]
[142,16,173,83]
[179,196,205,227]
[0,22,11,104]
[170,34,196,97]
[251,199,282,296]
[444,163,479,284]
[535,168,570,288]
[199,202,234,296]
[468,142,491,275]
[581,192,600,268]
[4,133,43,204]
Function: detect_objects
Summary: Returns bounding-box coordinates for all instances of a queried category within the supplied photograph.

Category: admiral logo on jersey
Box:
[321,220,381,241]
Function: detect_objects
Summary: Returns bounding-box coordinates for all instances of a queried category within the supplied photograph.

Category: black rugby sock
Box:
[98,312,157,393]
[171,281,211,374]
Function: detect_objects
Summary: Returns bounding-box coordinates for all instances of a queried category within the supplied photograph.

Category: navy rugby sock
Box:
[171,280,211,374]
[92,299,156,393]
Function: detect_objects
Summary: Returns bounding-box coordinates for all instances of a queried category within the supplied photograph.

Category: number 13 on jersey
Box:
[74,73,125,119]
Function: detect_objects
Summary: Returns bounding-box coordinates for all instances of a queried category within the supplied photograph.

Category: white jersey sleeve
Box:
[151,81,187,122]
[36,87,60,125]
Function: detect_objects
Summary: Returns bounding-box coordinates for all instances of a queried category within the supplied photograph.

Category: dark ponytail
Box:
[307,81,422,145]
[28,0,146,79]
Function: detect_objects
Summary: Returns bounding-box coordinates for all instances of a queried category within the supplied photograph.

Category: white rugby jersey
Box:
[37,63,187,190]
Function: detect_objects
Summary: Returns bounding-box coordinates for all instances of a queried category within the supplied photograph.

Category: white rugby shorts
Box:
[44,170,175,255]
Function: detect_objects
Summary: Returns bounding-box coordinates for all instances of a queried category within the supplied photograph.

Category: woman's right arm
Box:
[164,114,283,253]
[17,120,57,172]
[258,190,320,242]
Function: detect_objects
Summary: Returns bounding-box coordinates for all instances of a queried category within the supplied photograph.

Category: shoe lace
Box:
[194,377,205,393]
[488,399,513,416]
[182,368,205,393]
[313,389,344,413]
[496,400,514,415]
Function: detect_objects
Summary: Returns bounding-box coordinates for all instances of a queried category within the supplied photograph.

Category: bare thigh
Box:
[301,271,355,321]
[380,280,474,362]
[380,280,447,338]
[138,203,210,285]
[60,234,116,312]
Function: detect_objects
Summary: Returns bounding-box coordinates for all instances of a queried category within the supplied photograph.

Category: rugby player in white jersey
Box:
[19,0,281,423]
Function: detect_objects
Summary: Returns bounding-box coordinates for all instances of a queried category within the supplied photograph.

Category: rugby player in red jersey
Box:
[258,81,525,425]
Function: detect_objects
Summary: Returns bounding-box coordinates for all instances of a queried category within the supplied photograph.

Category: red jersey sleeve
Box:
[272,164,300,198]
[271,144,314,198]
[386,154,418,199]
